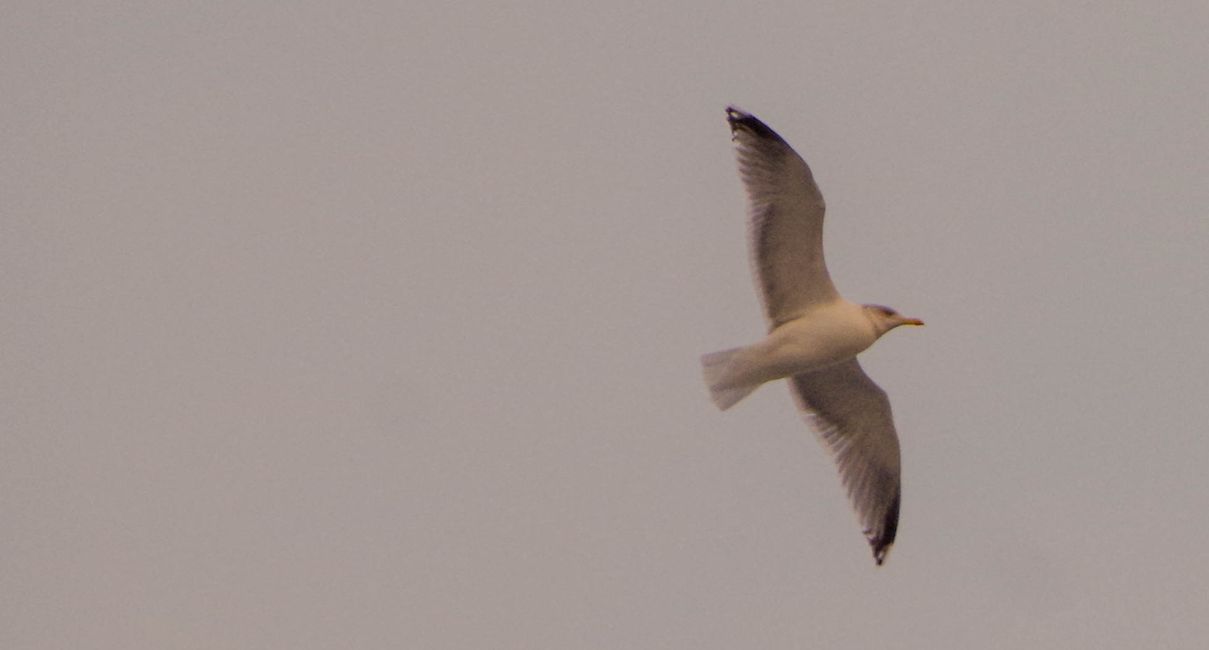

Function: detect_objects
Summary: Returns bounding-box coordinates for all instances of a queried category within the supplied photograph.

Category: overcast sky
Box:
[4,2,1209,648]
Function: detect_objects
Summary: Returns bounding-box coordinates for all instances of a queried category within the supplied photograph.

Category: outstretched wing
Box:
[790,359,902,565]
[727,107,838,327]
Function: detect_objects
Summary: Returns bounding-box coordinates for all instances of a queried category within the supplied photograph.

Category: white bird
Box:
[702,107,924,565]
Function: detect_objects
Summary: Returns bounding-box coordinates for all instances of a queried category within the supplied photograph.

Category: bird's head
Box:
[863,304,925,336]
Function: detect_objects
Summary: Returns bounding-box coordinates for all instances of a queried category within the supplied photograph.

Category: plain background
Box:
[4,2,1209,648]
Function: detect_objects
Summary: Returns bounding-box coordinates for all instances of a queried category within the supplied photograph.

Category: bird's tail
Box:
[701,347,760,410]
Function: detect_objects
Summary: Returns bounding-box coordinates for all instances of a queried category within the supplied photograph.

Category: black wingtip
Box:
[870,492,901,566]
[873,543,891,566]
[725,106,786,143]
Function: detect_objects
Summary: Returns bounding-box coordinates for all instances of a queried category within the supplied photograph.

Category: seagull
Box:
[702,107,924,565]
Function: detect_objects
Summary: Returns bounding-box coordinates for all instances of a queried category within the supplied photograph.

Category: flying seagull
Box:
[702,107,924,565]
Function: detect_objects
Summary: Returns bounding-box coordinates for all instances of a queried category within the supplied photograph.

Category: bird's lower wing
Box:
[790,359,902,565]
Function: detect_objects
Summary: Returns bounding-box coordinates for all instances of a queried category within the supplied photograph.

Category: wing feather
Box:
[790,359,902,565]
[727,107,838,327]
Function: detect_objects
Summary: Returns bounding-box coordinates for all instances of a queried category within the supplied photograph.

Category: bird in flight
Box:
[702,107,924,565]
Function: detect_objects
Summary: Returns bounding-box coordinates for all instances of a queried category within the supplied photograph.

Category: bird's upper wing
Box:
[790,359,902,565]
[727,107,838,327]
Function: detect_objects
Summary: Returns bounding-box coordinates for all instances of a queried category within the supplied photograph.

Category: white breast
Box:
[757,300,877,378]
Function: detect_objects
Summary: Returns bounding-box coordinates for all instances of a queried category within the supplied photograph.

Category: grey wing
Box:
[790,359,902,565]
[727,107,838,327]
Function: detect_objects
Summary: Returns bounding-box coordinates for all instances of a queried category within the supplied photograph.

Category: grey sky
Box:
[4,1,1208,648]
